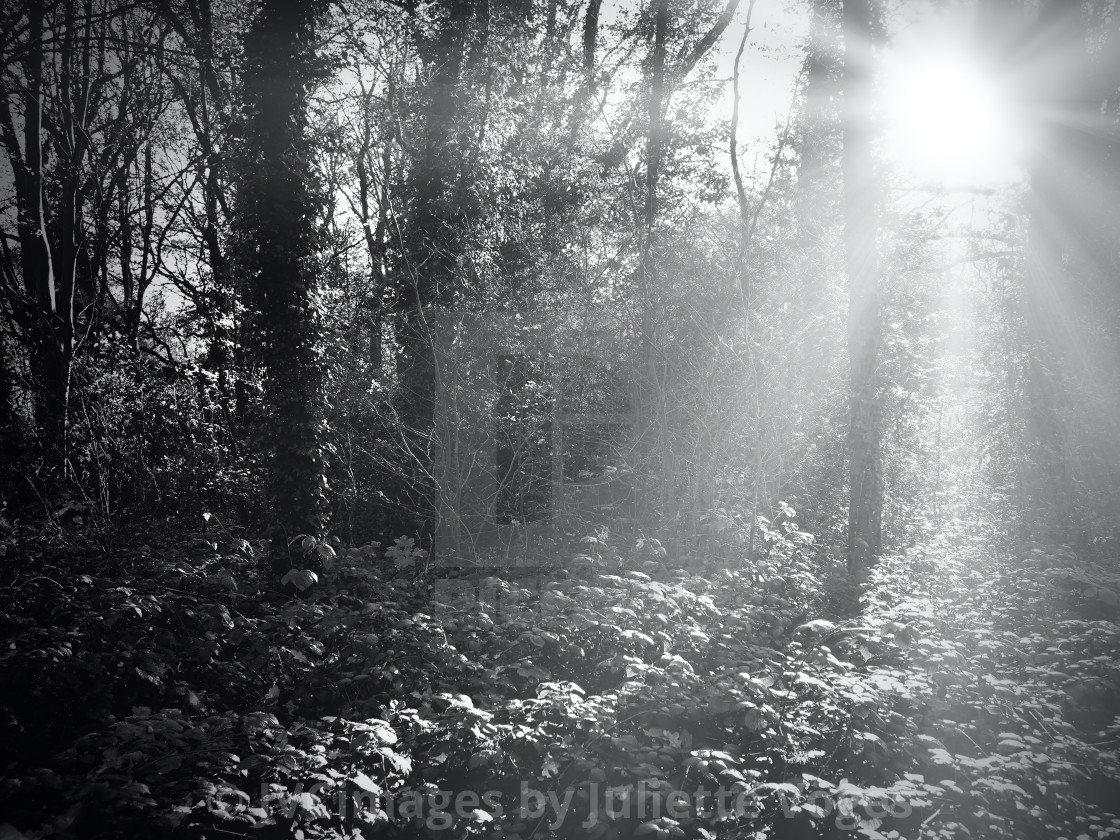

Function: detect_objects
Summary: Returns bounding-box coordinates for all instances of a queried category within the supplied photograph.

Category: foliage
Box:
[2,521,1119,840]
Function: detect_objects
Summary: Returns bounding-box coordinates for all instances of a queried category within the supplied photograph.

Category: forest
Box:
[2,0,1120,837]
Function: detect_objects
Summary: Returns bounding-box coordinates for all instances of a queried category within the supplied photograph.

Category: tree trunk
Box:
[396,0,476,546]
[645,0,669,233]
[236,0,330,551]
[842,0,883,579]
[638,0,671,519]
[567,0,602,147]
[354,71,393,372]
[798,0,840,245]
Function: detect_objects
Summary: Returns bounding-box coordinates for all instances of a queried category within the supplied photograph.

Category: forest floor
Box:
[1,521,1119,840]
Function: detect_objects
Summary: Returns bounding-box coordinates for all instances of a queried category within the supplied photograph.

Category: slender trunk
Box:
[729,0,760,304]
[356,141,381,365]
[355,73,392,370]
[729,13,753,233]
[119,169,135,336]
[638,0,670,518]
[370,77,393,370]
[644,0,669,234]
[125,146,156,354]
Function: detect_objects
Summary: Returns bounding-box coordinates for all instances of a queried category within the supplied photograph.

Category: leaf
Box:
[742,708,765,731]
[282,569,318,591]
[293,792,329,818]
[153,755,184,774]
[380,748,411,775]
[794,619,838,635]
[351,772,380,794]
[795,672,830,690]
[470,750,496,768]
[359,719,399,745]
[621,629,655,646]
[756,783,800,797]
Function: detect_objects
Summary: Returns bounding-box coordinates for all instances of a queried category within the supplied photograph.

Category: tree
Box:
[233,0,330,551]
[841,0,883,578]
[0,0,175,476]
[390,0,482,546]
[797,0,841,244]
[1,0,78,469]
[154,0,245,432]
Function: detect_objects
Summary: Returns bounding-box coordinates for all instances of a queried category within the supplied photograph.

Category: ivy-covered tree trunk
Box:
[842,0,883,580]
[798,0,841,245]
[235,0,330,553]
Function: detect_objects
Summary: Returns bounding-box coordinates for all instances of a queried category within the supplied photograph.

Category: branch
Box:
[673,0,742,82]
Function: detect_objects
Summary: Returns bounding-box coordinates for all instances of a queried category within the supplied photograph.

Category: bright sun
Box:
[882,45,1019,188]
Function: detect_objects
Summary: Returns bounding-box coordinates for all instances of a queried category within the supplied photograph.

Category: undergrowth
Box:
[1,519,1119,840]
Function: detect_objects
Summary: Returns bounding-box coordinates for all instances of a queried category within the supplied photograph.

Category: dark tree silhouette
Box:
[234,0,330,551]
